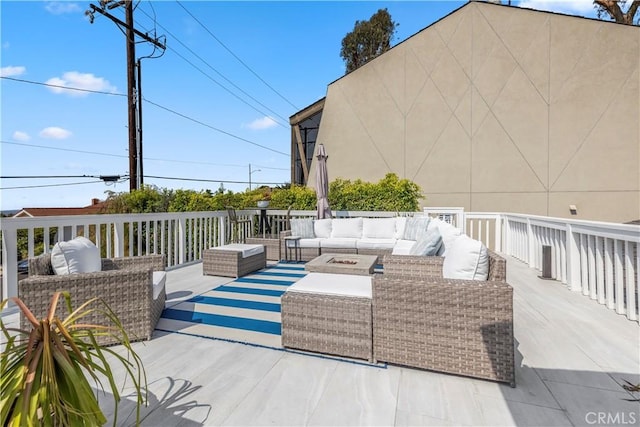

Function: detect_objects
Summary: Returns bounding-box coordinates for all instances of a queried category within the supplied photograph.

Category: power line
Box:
[1,76,289,156]
[0,76,126,97]
[175,1,299,111]
[0,180,108,190]
[146,175,285,185]
[143,98,288,156]
[1,175,125,180]
[0,141,288,170]
[136,6,289,127]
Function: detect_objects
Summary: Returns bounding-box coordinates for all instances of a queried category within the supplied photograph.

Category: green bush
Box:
[329,173,422,212]
[269,185,317,210]
[102,173,422,214]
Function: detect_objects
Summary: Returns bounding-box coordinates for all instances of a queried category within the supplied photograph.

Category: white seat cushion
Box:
[51,236,101,275]
[320,238,358,249]
[152,271,167,300]
[356,238,397,250]
[288,238,322,248]
[213,244,264,258]
[442,235,489,281]
[362,218,396,239]
[391,239,417,255]
[287,273,371,298]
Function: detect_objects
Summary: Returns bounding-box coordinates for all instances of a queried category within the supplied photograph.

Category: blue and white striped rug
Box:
[156,263,307,348]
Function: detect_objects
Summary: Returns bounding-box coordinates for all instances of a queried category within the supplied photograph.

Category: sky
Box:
[0,0,602,211]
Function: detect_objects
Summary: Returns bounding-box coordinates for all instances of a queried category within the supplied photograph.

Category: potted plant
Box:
[1,292,146,426]
[257,187,272,208]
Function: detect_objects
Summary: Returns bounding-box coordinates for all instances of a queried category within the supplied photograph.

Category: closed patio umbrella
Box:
[316,144,331,219]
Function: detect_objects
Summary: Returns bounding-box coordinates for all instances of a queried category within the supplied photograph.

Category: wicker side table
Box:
[203,244,266,278]
[281,273,372,361]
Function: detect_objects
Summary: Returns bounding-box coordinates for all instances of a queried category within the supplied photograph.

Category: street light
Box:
[249,163,261,191]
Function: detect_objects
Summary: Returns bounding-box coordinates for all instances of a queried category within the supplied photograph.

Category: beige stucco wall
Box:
[309,2,640,223]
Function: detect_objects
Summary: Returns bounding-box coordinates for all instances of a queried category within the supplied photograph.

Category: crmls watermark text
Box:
[585,412,638,425]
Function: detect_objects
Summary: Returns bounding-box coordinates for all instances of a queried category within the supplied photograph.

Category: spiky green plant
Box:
[1,292,147,426]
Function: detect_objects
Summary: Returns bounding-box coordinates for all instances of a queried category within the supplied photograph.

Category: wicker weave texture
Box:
[356,248,392,265]
[382,255,444,277]
[383,250,507,282]
[245,237,281,261]
[282,292,373,361]
[202,247,266,277]
[19,254,167,346]
[372,275,515,386]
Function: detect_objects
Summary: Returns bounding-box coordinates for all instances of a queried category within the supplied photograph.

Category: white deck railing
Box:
[2,208,638,322]
[424,209,639,322]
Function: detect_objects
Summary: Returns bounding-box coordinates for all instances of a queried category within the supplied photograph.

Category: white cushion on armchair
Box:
[51,236,101,275]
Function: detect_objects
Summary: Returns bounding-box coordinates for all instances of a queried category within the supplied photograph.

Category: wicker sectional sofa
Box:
[374,250,515,386]
[279,216,435,263]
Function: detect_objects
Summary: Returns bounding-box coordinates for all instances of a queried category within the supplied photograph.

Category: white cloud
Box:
[0,65,26,77]
[39,127,72,140]
[45,71,117,97]
[247,116,278,130]
[45,2,81,15]
[517,0,595,15]
[12,131,30,141]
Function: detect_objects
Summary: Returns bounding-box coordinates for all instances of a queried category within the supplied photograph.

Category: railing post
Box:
[527,218,534,267]
[114,222,125,257]
[178,216,186,265]
[218,216,225,247]
[1,227,18,302]
[494,215,502,253]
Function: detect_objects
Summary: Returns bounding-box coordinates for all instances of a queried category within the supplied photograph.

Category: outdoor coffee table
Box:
[281,272,372,361]
[305,253,377,276]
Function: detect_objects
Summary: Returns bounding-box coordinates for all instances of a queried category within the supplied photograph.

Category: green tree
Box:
[340,8,398,74]
[594,0,639,25]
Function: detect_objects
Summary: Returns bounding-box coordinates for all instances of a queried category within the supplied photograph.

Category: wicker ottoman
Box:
[281,273,372,361]
[203,244,266,278]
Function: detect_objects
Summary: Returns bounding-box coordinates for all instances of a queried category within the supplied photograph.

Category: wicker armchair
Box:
[374,251,515,386]
[19,253,166,346]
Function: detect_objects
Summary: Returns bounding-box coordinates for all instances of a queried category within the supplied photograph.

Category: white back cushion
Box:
[51,236,101,275]
[433,218,462,256]
[362,218,396,239]
[330,218,363,238]
[442,235,489,281]
[394,217,407,239]
[313,218,332,238]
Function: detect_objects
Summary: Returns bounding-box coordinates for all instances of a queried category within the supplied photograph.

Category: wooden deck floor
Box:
[4,256,638,426]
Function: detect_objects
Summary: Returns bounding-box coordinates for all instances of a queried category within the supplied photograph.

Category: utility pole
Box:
[86,1,165,192]
[125,0,137,191]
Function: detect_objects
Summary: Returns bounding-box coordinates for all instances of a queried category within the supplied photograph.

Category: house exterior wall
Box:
[309,2,640,223]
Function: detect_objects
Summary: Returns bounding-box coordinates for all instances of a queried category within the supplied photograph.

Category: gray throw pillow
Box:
[290,218,315,238]
[409,227,443,256]
[403,216,431,241]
